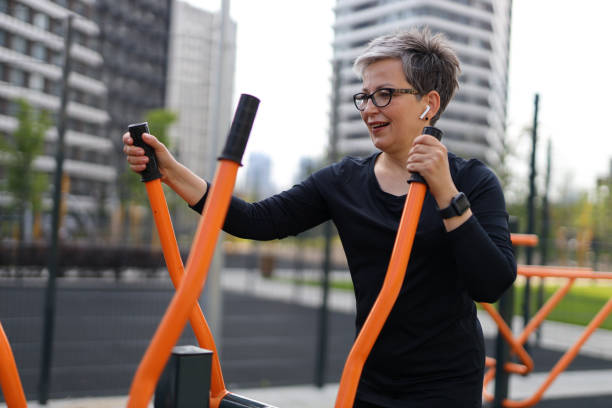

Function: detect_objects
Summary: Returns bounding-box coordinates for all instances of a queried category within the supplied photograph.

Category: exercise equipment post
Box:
[0,322,27,408]
[127,94,259,408]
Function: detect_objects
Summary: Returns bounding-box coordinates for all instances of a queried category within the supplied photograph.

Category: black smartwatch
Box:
[438,192,470,219]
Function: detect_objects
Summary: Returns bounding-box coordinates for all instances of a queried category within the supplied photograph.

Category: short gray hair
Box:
[353,27,460,125]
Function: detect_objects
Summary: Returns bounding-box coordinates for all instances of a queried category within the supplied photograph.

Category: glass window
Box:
[11,36,28,54]
[51,51,63,66]
[0,0,7,14]
[14,4,30,23]
[8,100,20,115]
[50,19,64,36]
[9,68,26,86]
[0,30,6,47]
[29,73,44,91]
[31,43,47,60]
[33,13,49,30]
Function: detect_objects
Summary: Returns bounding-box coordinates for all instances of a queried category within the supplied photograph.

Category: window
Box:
[31,43,46,60]
[0,30,6,47]
[11,36,28,54]
[9,68,26,87]
[7,100,20,115]
[50,19,64,36]
[14,4,30,23]
[33,13,50,30]
[29,73,44,91]
[51,51,63,66]
[0,0,7,14]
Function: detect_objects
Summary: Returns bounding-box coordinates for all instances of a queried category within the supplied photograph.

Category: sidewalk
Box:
[15,372,612,408]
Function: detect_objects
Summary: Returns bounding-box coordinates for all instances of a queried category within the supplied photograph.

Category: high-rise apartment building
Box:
[333,0,512,164]
[94,0,171,199]
[166,0,236,181]
[94,0,171,145]
[0,0,111,223]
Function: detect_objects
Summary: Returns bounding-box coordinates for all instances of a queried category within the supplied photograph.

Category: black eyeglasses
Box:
[353,88,419,111]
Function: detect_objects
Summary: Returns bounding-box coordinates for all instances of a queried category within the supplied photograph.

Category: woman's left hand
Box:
[406,134,458,209]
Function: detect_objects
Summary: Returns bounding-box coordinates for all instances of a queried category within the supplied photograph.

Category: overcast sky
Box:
[184,0,612,198]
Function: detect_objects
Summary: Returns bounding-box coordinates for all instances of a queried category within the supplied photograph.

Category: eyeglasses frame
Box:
[353,88,420,111]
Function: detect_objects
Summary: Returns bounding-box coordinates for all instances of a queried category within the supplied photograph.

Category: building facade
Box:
[0,0,111,231]
[333,0,512,164]
[166,0,236,181]
[94,0,171,195]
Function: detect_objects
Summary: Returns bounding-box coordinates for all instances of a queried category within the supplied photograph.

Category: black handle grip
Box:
[408,126,444,185]
[218,94,260,164]
[128,122,162,182]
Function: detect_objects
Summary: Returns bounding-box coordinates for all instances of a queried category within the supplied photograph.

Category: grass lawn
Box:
[507,282,612,330]
[280,276,612,330]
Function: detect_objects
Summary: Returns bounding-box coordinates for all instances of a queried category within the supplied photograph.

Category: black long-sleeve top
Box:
[191,152,516,407]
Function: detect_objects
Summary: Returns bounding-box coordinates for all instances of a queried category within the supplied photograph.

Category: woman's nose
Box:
[362,97,379,113]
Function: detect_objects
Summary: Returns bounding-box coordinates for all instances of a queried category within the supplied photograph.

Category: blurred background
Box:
[0,0,611,404]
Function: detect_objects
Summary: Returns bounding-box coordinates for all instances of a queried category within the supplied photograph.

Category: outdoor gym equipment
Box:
[127,93,266,408]
[0,87,450,404]
[482,260,612,407]
[130,117,441,407]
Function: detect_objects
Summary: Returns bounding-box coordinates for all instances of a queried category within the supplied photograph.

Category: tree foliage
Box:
[0,99,50,240]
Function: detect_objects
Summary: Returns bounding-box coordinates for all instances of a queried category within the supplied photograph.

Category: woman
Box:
[123,28,516,407]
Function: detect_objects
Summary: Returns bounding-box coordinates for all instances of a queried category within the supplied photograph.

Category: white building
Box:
[166,0,236,180]
[333,0,512,164]
[0,0,111,218]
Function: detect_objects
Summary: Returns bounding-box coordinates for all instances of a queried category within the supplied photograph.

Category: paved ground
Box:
[2,268,612,407]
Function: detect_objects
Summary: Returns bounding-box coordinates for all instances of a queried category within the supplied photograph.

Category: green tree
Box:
[592,177,612,268]
[145,108,177,147]
[0,99,50,241]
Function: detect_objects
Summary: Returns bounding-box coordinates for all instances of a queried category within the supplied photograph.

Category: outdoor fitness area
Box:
[2,94,612,407]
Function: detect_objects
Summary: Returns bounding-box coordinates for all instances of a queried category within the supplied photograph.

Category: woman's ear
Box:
[423,90,441,121]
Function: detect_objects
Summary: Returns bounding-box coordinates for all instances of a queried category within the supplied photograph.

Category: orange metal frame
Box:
[483,234,612,407]
[0,321,27,408]
[127,162,239,408]
[334,182,427,407]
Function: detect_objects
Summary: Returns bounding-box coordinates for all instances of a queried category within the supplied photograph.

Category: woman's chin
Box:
[371,134,391,151]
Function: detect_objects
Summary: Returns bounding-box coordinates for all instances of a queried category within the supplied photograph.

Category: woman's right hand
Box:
[122,132,175,181]
[122,131,209,205]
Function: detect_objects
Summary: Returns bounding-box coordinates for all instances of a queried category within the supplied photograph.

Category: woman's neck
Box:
[378,150,410,175]
[374,151,412,196]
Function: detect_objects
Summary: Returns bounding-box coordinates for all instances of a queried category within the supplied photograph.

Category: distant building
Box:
[333,0,512,165]
[0,0,111,216]
[166,0,236,180]
[244,152,274,199]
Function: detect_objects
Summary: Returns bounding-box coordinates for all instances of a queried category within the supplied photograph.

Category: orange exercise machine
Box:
[482,235,612,407]
[128,121,443,407]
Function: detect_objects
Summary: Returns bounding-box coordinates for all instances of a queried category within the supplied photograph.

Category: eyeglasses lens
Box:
[373,89,392,107]
[354,94,366,110]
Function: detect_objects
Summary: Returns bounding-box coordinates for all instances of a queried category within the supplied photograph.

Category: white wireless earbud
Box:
[419,105,431,120]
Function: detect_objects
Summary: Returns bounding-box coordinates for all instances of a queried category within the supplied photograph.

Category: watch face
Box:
[453,193,470,215]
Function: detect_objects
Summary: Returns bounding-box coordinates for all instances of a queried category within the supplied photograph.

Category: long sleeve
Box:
[190,173,331,241]
[447,162,516,303]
